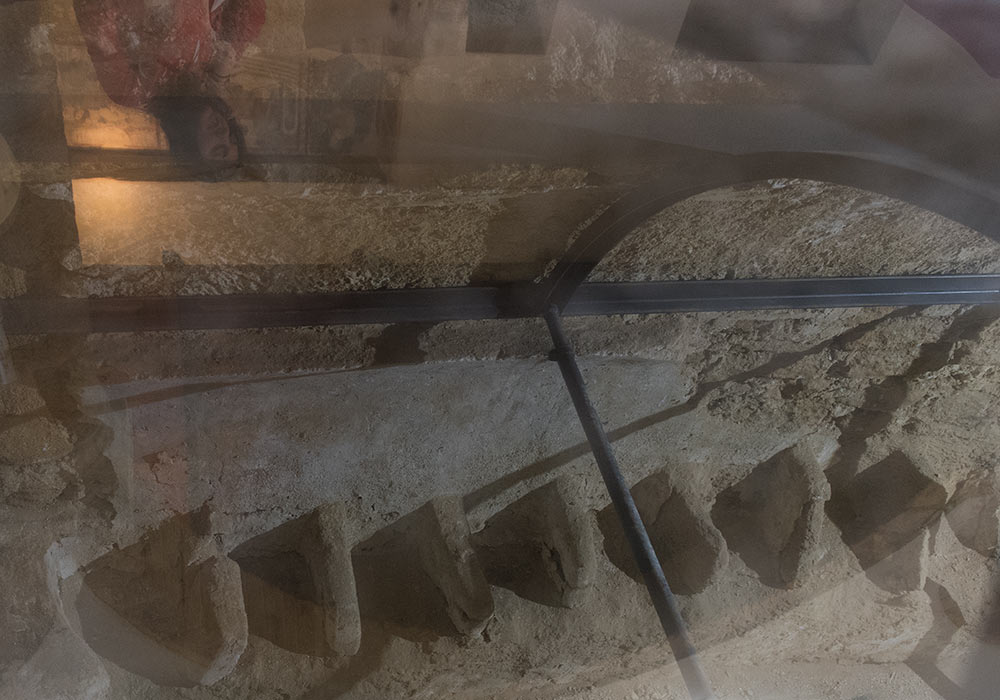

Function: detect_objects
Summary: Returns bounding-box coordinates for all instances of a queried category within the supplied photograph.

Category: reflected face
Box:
[196,106,239,164]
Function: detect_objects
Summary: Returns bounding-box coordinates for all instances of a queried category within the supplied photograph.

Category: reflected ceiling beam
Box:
[3,275,999,335]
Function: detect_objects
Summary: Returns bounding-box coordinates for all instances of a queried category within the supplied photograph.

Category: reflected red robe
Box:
[73,0,266,108]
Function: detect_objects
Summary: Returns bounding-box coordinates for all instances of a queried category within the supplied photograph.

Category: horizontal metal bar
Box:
[1,287,502,334]
[564,276,1000,315]
[2,275,998,335]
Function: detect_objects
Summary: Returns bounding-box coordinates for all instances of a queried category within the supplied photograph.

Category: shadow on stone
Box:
[75,506,247,687]
[352,497,493,640]
[828,451,947,593]
[712,449,830,588]
[231,503,361,657]
[599,470,727,595]
[471,477,595,609]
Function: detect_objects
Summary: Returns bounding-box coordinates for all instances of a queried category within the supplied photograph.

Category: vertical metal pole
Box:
[544,306,715,700]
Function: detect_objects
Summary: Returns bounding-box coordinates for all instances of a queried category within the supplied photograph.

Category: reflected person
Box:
[73,0,265,172]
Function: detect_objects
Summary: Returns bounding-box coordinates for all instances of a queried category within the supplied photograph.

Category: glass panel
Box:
[2,3,999,700]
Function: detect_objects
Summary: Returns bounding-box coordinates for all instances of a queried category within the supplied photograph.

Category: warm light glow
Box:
[62,105,164,151]
[72,178,152,266]
[68,125,144,151]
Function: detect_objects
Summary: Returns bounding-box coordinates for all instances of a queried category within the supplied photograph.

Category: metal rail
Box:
[538,152,1000,309]
[545,306,716,700]
[3,275,998,334]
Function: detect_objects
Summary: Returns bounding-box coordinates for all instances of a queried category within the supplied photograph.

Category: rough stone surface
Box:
[946,472,1000,558]
[353,496,494,637]
[232,502,361,657]
[70,507,248,687]
[712,447,831,588]
[6,1,1000,697]
[591,179,1000,282]
[471,476,595,608]
[0,628,109,700]
[0,417,72,465]
[829,451,948,593]
[0,382,45,416]
[4,297,999,700]
[600,470,728,595]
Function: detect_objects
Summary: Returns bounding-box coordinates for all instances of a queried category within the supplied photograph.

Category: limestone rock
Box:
[0,263,25,299]
[599,470,728,595]
[70,506,248,687]
[471,476,595,608]
[0,417,72,465]
[353,496,494,637]
[865,529,930,594]
[0,383,45,416]
[828,451,947,593]
[232,503,361,657]
[0,628,110,700]
[945,472,1000,557]
[0,458,68,506]
[712,448,831,588]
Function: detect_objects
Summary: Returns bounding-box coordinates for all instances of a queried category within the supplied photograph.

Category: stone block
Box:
[471,477,595,608]
[600,471,728,595]
[353,496,493,637]
[946,472,1000,557]
[712,448,831,588]
[865,529,929,594]
[232,503,361,657]
[70,507,248,687]
[829,451,947,592]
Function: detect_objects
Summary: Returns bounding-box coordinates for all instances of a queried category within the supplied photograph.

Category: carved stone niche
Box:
[471,476,596,609]
[231,503,361,657]
[600,470,728,595]
[352,496,494,639]
[67,506,248,687]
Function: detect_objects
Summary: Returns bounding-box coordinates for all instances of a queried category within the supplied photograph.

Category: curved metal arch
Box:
[538,151,1000,310]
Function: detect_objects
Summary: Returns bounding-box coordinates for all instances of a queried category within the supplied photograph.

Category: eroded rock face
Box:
[599,470,727,595]
[712,448,830,588]
[471,476,595,608]
[353,496,494,638]
[73,507,247,687]
[232,503,361,657]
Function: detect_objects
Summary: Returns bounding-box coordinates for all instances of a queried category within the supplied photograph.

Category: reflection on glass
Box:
[73,0,265,170]
[2,3,1000,700]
